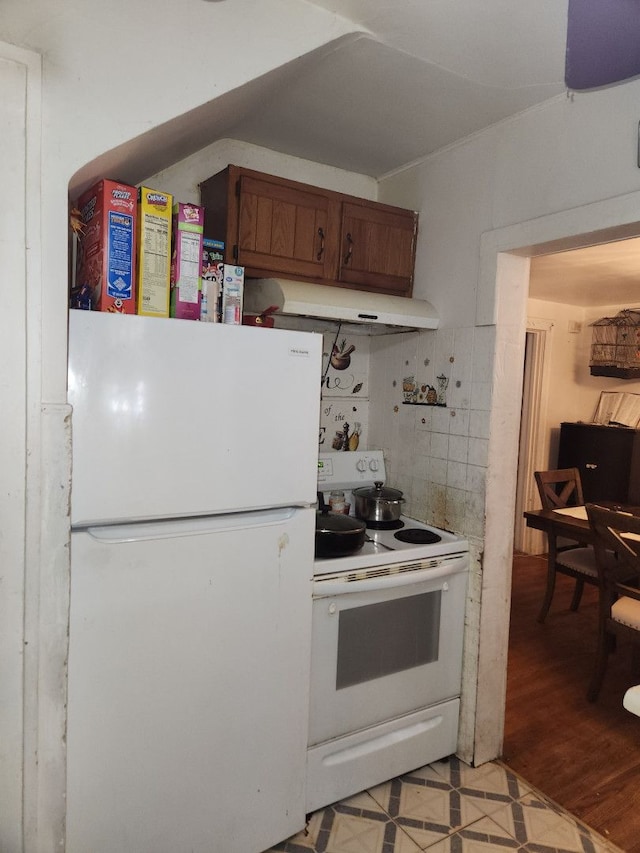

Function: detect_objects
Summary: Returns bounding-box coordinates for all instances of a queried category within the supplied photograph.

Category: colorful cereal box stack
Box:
[72,179,137,313]
[170,203,204,321]
[136,187,173,317]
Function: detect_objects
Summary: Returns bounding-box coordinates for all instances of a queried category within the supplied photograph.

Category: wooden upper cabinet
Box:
[338,201,418,294]
[235,173,339,281]
[199,165,418,296]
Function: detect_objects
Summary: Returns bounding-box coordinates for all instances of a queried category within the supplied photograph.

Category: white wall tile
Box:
[431,406,451,433]
[469,409,491,439]
[431,432,449,459]
[447,461,467,491]
[415,406,434,431]
[466,464,486,494]
[429,483,447,527]
[465,490,486,538]
[434,328,455,376]
[448,435,469,463]
[414,430,432,456]
[430,457,448,486]
[449,408,470,436]
[445,486,466,530]
[468,437,490,467]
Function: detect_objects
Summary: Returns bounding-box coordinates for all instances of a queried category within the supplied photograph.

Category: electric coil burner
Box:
[394,528,442,545]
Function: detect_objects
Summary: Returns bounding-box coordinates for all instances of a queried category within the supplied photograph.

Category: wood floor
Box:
[503,553,640,852]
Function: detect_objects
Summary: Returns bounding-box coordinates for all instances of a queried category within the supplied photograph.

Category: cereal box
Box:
[170,203,204,321]
[221,265,244,325]
[72,179,137,313]
[136,187,173,317]
[201,238,224,322]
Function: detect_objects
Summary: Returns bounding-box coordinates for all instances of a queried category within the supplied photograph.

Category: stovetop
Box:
[316,450,468,576]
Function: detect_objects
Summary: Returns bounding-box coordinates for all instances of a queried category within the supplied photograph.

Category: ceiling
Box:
[529,238,640,308]
[224,0,569,177]
[119,0,637,308]
[221,0,640,307]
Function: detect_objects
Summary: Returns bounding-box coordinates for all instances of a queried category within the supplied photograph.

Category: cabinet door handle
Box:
[585,463,598,469]
[317,227,325,261]
[343,232,353,265]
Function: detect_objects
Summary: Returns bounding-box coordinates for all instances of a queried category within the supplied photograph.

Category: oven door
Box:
[308,555,468,747]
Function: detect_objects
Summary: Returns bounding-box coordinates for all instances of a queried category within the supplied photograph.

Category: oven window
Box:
[336,590,441,690]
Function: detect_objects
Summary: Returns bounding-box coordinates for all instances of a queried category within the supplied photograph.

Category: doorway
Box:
[513,322,552,555]
[474,197,640,764]
[500,239,640,851]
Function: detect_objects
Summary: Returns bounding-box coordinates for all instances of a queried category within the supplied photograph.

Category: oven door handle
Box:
[313,557,468,596]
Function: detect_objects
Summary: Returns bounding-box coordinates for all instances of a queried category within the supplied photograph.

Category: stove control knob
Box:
[356,459,368,472]
[328,602,337,615]
[369,459,380,472]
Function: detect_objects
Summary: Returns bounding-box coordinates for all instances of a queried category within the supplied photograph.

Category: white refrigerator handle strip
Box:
[80,506,303,543]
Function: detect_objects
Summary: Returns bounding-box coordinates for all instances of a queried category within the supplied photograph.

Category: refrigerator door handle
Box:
[81,506,303,543]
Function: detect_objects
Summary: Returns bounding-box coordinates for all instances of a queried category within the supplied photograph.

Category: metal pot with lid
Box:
[352,481,405,523]
[315,493,366,558]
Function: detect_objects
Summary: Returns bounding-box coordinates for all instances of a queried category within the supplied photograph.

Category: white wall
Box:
[528,297,640,469]
[146,138,377,207]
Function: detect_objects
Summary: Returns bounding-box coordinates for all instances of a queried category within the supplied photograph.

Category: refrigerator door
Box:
[68,310,322,526]
[66,506,314,853]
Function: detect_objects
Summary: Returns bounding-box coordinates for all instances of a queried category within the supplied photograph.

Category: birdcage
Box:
[590,309,640,378]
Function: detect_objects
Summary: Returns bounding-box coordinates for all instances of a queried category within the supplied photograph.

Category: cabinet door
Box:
[557,423,634,503]
[338,201,418,295]
[235,173,338,280]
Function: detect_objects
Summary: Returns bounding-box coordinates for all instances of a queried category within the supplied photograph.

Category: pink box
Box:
[170,202,205,320]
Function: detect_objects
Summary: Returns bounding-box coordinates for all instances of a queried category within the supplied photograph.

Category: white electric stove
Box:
[308,450,470,813]
[316,450,468,575]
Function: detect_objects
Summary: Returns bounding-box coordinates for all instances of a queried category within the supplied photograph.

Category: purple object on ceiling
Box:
[565,0,640,90]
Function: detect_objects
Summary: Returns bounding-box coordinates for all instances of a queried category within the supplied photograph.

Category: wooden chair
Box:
[534,468,601,623]
[585,504,640,702]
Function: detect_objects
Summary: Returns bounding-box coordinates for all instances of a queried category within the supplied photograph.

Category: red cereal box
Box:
[72,179,137,313]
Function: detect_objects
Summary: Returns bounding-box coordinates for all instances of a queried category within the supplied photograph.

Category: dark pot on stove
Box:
[315,493,366,558]
[353,481,405,524]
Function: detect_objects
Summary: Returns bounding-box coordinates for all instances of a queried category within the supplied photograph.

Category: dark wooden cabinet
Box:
[338,200,418,294]
[199,166,418,296]
[557,421,640,504]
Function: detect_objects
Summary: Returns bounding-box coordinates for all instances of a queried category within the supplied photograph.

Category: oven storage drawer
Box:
[306,699,459,813]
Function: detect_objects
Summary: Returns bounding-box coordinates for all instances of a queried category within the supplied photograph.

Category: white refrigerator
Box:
[66,310,322,853]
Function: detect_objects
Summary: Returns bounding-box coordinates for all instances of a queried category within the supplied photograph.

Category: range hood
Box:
[243,279,439,334]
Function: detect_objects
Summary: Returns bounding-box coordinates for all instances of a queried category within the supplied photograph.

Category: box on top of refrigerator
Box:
[221,265,244,325]
[201,238,224,322]
[137,187,173,318]
[72,179,137,313]
[170,203,204,321]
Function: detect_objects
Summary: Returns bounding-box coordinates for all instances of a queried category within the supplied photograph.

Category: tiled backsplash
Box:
[273,315,493,545]
[319,330,370,452]
[369,325,495,541]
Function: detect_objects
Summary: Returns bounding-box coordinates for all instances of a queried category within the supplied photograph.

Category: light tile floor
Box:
[264,757,623,853]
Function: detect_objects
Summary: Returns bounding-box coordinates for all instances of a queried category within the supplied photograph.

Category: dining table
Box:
[523,502,640,545]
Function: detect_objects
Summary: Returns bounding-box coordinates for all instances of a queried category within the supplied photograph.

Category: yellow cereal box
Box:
[136,187,173,317]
